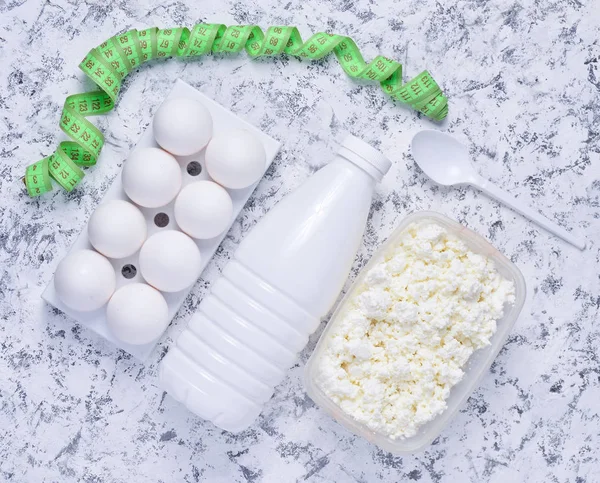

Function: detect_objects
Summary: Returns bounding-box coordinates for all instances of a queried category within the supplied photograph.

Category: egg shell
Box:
[174,181,233,239]
[122,147,182,208]
[153,97,213,156]
[139,230,202,292]
[88,200,147,259]
[106,283,169,345]
[205,129,266,189]
[54,249,116,312]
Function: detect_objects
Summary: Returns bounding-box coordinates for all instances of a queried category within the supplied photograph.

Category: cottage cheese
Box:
[315,221,515,440]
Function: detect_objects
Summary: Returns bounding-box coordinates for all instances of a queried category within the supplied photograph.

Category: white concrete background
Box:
[0,0,599,481]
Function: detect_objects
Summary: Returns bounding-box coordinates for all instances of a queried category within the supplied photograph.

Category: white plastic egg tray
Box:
[42,79,281,361]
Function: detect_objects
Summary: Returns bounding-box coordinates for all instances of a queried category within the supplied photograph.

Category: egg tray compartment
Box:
[42,79,281,361]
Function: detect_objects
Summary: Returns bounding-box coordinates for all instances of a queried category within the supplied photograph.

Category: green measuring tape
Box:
[24,24,448,197]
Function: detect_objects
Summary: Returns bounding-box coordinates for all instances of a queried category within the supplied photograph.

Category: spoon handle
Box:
[472,178,586,250]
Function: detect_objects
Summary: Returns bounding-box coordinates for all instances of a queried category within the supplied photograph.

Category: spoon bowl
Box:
[411,130,476,186]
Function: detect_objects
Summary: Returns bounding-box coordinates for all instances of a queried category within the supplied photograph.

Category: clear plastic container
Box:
[304,211,526,454]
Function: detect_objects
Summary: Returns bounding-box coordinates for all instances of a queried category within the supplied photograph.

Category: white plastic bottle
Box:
[159,135,391,431]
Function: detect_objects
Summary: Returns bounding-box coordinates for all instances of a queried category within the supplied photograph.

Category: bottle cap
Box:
[339,135,391,182]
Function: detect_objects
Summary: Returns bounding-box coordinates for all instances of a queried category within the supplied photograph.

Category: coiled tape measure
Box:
[24,24,448,197]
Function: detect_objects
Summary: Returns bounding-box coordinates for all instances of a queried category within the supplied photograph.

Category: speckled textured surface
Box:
[1,0,599,481]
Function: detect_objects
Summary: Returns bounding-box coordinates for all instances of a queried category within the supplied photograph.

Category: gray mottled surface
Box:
[1,0,599,481]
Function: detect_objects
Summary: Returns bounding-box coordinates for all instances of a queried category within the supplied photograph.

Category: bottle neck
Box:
[327,156,376,191]
[337,146,385,182]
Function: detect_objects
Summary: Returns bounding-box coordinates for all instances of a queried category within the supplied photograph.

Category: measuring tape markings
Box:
[25,24,448,197]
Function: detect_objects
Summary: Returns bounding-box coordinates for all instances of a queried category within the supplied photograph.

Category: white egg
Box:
[153,97,213,156]
[139,230,202,292]
[205,129,266,189]
[106,283,169,345]
[174,181,233,239]
[54,249,116,312]
[88,200,147,259]
[122,147,182,208]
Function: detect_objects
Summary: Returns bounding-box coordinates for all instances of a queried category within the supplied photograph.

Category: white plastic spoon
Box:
[411,130,585,250]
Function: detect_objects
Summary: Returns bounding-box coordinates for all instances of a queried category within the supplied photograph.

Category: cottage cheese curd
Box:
[315,221,515,439]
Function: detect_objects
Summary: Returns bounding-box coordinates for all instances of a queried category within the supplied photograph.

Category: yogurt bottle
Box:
[159,135,391,431]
